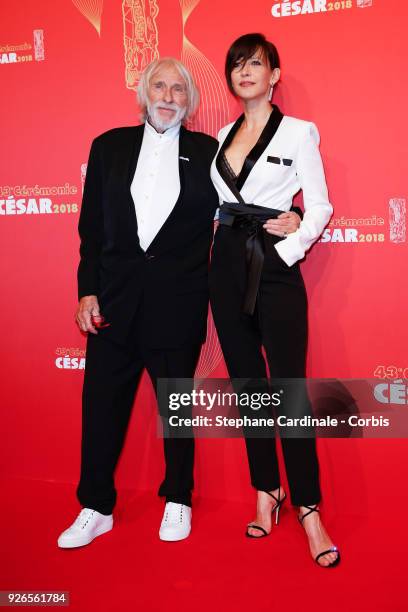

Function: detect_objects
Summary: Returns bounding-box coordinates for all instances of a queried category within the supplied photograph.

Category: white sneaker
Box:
[159,502,192,542]
[57,508,113,548]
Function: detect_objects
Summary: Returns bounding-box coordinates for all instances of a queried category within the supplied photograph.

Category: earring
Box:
[268,84,274,102]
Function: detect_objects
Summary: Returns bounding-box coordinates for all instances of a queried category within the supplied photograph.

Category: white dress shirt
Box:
[131,120,181,251]
[211,115,333,266]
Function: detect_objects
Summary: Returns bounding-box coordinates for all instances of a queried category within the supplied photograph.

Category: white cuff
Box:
[274,234,305,267]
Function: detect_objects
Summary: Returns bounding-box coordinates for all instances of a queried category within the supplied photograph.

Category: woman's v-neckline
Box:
[217,104,284,193]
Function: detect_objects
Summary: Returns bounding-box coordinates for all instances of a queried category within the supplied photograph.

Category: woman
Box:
[209,33,340,567]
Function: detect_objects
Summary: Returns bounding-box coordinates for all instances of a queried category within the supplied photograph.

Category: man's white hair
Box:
[137,57,200,123]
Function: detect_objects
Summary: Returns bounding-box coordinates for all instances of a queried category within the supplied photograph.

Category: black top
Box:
[220,150,239,183]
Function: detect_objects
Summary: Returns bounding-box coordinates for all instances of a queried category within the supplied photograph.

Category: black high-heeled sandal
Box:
[246,488,286,538]
[298,505,341,567]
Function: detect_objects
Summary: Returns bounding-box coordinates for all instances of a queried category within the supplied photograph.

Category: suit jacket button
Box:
[146,254,155,260]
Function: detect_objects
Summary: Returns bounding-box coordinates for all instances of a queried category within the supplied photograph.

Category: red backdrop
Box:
[1,0,407,503]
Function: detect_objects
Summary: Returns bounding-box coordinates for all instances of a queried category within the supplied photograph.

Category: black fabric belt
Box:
[218,202,283,316]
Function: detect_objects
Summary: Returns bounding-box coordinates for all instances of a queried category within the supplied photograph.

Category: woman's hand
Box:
[263,211,301,237]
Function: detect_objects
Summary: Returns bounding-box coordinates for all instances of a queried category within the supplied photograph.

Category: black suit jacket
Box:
[77,124,219,347]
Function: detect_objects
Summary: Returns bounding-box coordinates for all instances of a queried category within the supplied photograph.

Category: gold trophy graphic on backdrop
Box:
[122,0,160,90]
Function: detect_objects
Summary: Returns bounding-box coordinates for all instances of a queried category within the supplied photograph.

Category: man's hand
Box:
[263,211,301,237]
[76,295,100,335]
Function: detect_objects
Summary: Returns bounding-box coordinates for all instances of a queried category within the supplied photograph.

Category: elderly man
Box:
[58,57,300,547]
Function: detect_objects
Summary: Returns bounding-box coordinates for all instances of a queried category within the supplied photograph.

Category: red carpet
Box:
[1,453,407,612]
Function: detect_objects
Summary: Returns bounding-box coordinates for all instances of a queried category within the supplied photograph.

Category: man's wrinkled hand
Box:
[76,295,100,335]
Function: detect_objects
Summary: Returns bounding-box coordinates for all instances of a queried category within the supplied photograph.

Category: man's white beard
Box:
[147,100,187,132]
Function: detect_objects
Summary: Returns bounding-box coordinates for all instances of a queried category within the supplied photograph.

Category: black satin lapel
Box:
[215,114,245,199]
[236,104,284,191]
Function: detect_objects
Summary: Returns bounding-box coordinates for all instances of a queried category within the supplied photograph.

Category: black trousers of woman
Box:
[209,224,321,507]
[76,311,200,515]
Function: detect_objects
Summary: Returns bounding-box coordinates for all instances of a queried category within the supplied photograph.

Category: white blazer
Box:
[210,105,333,267]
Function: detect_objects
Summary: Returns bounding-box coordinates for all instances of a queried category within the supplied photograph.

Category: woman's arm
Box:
[274,122,333,266]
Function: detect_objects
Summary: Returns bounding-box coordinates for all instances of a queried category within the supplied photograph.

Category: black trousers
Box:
[209,225,321,507]
[76,315,201,515]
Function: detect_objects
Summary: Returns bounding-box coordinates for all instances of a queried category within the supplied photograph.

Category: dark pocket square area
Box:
[267,156,293,166]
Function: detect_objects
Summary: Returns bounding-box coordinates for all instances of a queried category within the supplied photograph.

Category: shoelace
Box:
[164,503,184,524]
[74,508,96,529]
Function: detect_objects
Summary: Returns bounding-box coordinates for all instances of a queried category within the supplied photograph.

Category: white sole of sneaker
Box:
[159,530,191,542]
[58,522,113,548]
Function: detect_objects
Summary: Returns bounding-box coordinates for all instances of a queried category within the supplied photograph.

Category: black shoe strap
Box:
[299,504,320,523]
[246,524,268,537]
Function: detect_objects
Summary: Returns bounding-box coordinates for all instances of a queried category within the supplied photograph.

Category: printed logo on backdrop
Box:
[0,30,44,65]
[319,198,406,244]
[373,364,408,404]
[373,380,408,406]
[0,183,78,216]
[373,362,408,406]
[389,198,406,243]
[271,0,372,18]
[55,347,86,370]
